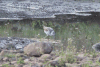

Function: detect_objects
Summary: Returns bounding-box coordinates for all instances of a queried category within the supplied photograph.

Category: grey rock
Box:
[15,44,23,49]
[92,43,100,52]
[24,59,30,63]
[24,42,53,57]
[6,43,15,49]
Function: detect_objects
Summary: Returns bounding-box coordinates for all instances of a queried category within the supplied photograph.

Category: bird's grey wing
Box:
[50,29,55,35]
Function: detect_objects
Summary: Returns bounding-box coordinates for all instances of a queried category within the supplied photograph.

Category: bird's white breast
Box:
[44,30,50,36]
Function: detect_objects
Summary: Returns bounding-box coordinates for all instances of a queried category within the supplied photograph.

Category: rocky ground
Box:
[0,0,100,21]
[0,37,99,67]
[0,37,36,50]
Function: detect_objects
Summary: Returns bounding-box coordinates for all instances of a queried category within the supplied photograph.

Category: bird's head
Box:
[43,25,46,29]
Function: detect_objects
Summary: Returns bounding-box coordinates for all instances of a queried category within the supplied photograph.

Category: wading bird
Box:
[43,25,55,41]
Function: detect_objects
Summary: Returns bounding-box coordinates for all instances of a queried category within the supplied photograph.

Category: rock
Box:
[78,53,85,58]
[0,50,16,57]
[23,65,31,67]
[0,37,35,50]
[24,59,30,63]
[16,53,24,57]
[49,60,59,66]
[50,53,58,60]
[38,59,46,63]
[0,58,3,62]
[3,57,9,61]
[11,61,17,65]
[9,50,18,53]
[6,43,15,50]
[37,63,43,67]
[31,63,43,67]
[75,56,85,61]
[49,57,65,67]
[75,53,86,64]
[76,53,86,61]
[0,50,9,57]
[49,57,60,66]
[0,0,100,21]
[14,64,23,67]
[92,43,100,52]
[65,63,78,67]
[24,42,53,57]
[80,63,91,67]
[15,44,23,50]
[65,63,72,67]
[11,58,16,61]
[39,54,51,59]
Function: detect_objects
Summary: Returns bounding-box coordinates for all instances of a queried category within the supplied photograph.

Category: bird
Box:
[43,25,55,41]
[92,43,100,52]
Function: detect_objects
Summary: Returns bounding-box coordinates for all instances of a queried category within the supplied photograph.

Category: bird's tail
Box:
[92,43,100,52]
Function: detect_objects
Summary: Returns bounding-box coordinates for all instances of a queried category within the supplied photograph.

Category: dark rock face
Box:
[0,0,100,21]
[0,37,36,50]
[92,43,100,52]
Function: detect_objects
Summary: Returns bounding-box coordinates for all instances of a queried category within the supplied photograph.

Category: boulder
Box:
[49,57,66,67]
[92,43,100,52]
[24,42,53,57]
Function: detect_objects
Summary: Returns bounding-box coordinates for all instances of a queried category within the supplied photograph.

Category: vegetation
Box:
[0,20,100,67]
[2,64,9,67]
[5,53,15,58]
[2,64,14,67]
[0,20,100,51]
[17,57,24,64]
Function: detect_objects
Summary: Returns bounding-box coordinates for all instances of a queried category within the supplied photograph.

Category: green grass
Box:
[17,57,24,64]
[5,54,15,58]
[1,20,100,67]
[2,64,9,67]
[2,64,14,67]
[0,21,100,52]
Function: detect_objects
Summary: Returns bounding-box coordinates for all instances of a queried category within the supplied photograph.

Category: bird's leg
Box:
[44,35,48,39]
[48,36,49,42]
[53,35,55,40]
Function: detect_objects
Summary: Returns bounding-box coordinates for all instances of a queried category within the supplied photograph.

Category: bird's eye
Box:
[45,29,48,31]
